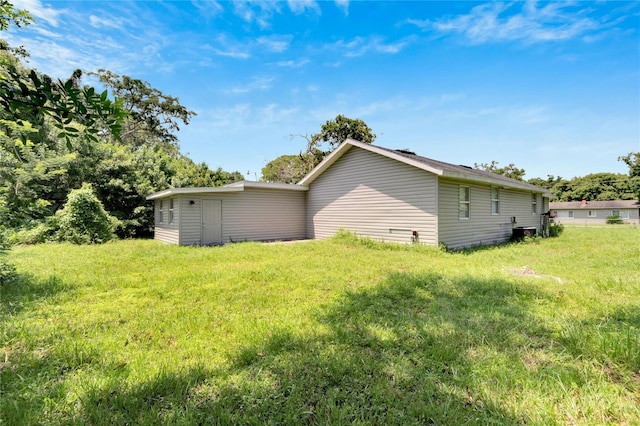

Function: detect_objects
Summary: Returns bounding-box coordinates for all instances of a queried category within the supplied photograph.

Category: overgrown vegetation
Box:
[0,2,243,241]
[2,228,638,424]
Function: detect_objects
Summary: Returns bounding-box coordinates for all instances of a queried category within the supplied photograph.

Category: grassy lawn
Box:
[2,227,639,425]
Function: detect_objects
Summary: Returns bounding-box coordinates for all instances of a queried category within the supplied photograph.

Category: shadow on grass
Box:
[206,272,550,424]
[8,271,634,424]
[1,273,78,424]
[0,272,70,317]
[60,272,553,425]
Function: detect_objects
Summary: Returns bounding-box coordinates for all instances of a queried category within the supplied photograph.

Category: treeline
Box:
[528,171,639,202]
[0,4,242,243]
[476,154,640,202]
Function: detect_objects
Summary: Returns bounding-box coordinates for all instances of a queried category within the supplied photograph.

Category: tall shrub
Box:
[56,183,117,244]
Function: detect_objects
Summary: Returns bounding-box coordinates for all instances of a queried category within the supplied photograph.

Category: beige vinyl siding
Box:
[307,146,438,245]
[220,188,306,243]
[178,196,203,245]
[153,199,179,244]
[156,189,306,245]
[438,179,541,249]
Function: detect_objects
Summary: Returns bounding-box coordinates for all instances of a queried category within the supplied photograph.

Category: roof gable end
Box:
[299,139,551,195]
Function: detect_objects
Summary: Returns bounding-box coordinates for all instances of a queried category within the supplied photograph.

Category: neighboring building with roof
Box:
[147,139,553,249]
[550,200,640,225]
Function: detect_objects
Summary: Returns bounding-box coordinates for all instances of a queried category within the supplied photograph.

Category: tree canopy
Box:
[474,161,526,181]
[0,2,243,242]
[261,114,376,183]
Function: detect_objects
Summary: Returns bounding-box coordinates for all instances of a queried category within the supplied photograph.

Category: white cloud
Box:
[191,0,224,17]
[287,0,320,15]
[335,0,349,16]
[228,76,275,94]
[411,0,604,45]
[332,36,411,57]
[206,35,252,59]
[275,58,310,68]
[213,48,251,59]
[15,0,63,26]
[259,103,299,123]
[232,1,282,29]
[88,14,126,30]
[256,35,292,52]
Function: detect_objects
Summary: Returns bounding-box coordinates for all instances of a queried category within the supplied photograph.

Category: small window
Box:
[557,210,573,219]
[588,210,596,218]
[169,198,175,224]
[491,187,499,215]
[531,194,537,214]
[612,210,620,217]
[459,186,470,220]
[159,200,164,224]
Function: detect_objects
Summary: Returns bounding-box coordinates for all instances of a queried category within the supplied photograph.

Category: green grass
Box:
[2,228,639,425]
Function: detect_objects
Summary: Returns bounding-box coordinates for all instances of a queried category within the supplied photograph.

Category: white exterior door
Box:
[202,199,222,245]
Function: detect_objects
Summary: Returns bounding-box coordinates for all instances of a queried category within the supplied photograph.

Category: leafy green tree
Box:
[474,160,526,181]
[311,114,376,151]
[0,1,32,30]
[1,2,125,149]
[262,115,376,183]
[91,69,195,149]
[55,183,117,244]
[261,154,310,183]
[0,2,242,241]
[618,152,640,177]
[530,173,634,201]
[619,152,640,200]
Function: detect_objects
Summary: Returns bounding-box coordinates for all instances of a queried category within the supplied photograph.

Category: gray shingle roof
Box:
[377,146,545,192]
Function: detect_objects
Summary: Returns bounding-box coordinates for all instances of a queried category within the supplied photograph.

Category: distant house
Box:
[147,139,552,249]
[550,200,640,225]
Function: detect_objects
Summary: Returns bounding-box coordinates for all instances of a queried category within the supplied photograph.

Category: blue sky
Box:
[7,0,640,180]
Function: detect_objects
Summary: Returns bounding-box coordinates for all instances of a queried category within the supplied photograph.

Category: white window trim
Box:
[159,200,164,224]
[531,194,537,215]
[588,210,596,218]
[491,187,500,215]
[459,186,470,220]
[169,198,175,224]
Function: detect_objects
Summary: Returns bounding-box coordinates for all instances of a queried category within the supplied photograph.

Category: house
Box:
[145,181,307,246]
[550,200,640,225]
[147,139,552,249]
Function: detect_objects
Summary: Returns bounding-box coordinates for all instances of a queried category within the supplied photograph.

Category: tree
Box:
[474,160,526,181]
[91,69,195,149]
[618,152,640,200]
[0,1,32,31]
[261,154,310,184]
[311,114,376,151]
[618,152,640,177]
[262,114,376,183]
[1,1,125,151]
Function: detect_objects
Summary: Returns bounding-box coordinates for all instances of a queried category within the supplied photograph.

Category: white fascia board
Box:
[242,181,308,191]
[146,186,244,200]
[146,181,308,200]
